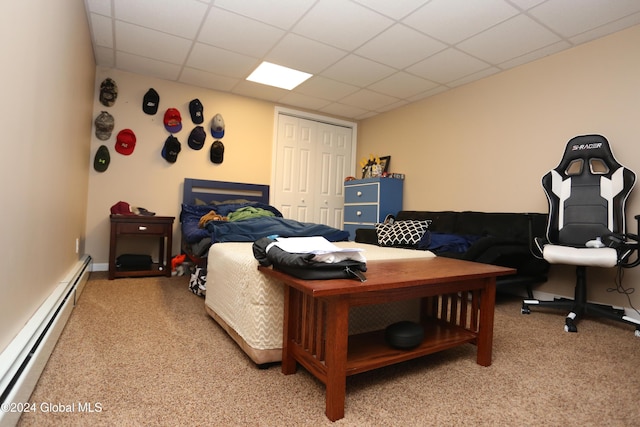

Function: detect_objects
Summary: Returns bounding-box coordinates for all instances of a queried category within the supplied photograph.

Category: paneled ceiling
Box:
[85,0,640,120]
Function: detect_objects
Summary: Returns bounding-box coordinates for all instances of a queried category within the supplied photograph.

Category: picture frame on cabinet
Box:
[379,156,391,173]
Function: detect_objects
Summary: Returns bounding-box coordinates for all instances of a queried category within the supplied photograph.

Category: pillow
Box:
[375,220,430,247]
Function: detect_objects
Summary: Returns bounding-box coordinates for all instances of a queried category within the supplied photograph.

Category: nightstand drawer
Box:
[344,205,378,223]
[117,223,167,234]
[345,184,379,203]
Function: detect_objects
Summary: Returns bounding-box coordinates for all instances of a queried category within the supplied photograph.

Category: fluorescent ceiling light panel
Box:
[246,61,312,90]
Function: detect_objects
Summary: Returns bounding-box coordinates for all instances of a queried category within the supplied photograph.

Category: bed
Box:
[180,178,435,365]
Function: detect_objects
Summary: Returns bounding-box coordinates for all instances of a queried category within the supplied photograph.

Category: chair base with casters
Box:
[522,135,640,336]
[522,265,640,336]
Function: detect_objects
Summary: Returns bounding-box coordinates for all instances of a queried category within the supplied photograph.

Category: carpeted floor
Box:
[18,272,640,426]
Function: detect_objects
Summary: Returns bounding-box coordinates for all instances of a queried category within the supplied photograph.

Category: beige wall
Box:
[358,24,640,310]
[0,0,95,352]
[85,68,279,266]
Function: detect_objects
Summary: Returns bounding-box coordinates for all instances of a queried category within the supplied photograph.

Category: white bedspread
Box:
[205,242,435,353]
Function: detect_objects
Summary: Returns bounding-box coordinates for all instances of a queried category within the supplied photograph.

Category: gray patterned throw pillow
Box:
[375,220,430,247]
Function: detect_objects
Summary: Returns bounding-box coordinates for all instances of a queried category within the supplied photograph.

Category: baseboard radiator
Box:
[0,255,92,427]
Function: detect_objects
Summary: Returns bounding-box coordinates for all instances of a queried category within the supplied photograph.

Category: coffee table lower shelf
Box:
[345,322,477,376]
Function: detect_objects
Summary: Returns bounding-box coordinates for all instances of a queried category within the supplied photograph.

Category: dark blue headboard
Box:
[183,178,270,206]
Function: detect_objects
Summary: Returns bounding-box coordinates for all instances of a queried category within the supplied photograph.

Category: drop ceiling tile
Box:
[179,67,239,92]
[320,102,368,119]
[356,24,446,69]
[529,0,640,38]
[407,48,490,84]
[339,89,400,110]
[352,0,430,20]
[375,99,409,113]
[116,51,182,81]
[292,0,393,51]
[113,0,208,39]
[403,0,519,44]
[198,7,285,57]
[407,85,448,103]
[569,12,640,44]
[232,80,289,102]
[115,21,192,64]
[507,0,546,10]
[213,0,316,30]
[498,40,570,69]
[186,43,258,78]
[295,76,360,101]
[278,92,332,111]
[321,55,396,87]
[457,15,561,64]
[369,72,438,98]
[90,13,113,48]
[447,67,501,88]
[265,33,347,74]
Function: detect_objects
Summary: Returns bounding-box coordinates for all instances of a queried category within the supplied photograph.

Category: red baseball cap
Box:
[110,201,134,215]
[115,129,136,155]
[164,108,182,133]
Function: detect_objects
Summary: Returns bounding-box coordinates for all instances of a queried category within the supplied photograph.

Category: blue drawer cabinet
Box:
[343,177,403,240]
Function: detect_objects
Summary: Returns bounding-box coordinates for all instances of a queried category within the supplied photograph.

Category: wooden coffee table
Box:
[259,257,514,421]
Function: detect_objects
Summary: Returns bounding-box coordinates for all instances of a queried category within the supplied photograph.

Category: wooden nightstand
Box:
[108,215,175,280]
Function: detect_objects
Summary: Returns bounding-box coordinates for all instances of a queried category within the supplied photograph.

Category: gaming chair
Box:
[522,134,640,335]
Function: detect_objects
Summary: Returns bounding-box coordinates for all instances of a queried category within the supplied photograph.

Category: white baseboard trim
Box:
[0,255,92,427]
[91,262,108,272]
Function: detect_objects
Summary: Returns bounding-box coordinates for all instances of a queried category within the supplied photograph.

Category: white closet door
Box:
[316,122,352,228]
[273,114,315,222]
[272,113,354,227]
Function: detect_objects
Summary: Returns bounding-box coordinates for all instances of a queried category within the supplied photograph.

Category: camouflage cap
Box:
[99,78,118,107]
[95,111,114,140]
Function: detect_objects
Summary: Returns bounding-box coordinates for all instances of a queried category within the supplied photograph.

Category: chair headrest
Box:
[555,134,621,179]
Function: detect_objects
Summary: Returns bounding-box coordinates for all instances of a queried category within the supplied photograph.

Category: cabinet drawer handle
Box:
[356,211,362,216]
[138,226,147,231]
[356,191,362,197]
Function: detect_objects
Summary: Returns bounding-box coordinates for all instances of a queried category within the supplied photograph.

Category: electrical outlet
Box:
[75,238,80,254]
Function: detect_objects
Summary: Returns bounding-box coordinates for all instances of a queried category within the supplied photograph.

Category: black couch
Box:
[355,210,550,297]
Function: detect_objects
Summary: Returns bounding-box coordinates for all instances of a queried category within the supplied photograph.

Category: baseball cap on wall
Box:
[94,145,110,172]
[188,126,206,150]
[164,108,182,133]
[95,111,114,140]
[210,140,224,164]
[99,78,118,107]
[211,113,225,138]
[115,129,136,155]
[142,88,160,115]
[189,99,204,124]
[162,135,182,163]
